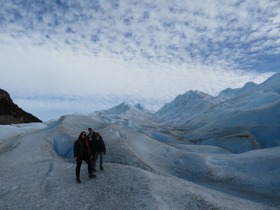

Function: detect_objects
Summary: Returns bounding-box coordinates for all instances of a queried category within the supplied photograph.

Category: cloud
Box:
[1,0,279,70]
[0,41,273,121]
[0,0,279,120]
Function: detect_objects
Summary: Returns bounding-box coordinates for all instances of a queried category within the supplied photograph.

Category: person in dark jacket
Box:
[91,132,106,171]
[87,127,95,141]
[73,131,96,183]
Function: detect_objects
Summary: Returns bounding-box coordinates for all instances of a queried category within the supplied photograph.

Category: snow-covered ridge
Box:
[1,73,280,209]
[150,72,280,152]
[87,73,280,153]
[155,90,218,122]
[218,81,257,99]
[97,102,150,115]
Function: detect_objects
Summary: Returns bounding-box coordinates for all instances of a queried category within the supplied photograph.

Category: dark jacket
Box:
[87,132,95,141]
[91,136,106,154]
[74,133,92,158]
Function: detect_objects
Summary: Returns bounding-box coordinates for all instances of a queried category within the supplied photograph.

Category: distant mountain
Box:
[218,81,257,99]
[0,88,42,124]
[100,102,150,115]
[91,102,155,129]
[88,73,280,153]
[154,72,280,152]
[155,90,220,124]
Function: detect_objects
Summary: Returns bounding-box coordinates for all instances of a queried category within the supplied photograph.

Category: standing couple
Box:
[73,128,106,183]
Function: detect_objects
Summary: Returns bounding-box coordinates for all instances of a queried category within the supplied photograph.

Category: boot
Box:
[89,173,96,178]
[76,177,81,183]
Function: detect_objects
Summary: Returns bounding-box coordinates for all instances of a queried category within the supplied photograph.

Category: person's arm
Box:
[73,141,78,159]
[101,136,106,154]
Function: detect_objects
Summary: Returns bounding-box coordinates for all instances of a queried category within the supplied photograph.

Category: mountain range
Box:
[1,72,279,153]
[88,72,279,155]
[0,73,279,209]
[152,72,280,153]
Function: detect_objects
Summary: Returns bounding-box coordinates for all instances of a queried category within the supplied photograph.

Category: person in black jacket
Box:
[87,127,95,141]
[73,131,96,183]
[91,132,106,171]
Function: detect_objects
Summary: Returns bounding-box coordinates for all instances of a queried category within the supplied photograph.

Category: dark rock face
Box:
[0,89,42,124]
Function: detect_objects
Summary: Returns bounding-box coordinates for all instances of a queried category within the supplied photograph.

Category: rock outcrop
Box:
[0,89,42,124]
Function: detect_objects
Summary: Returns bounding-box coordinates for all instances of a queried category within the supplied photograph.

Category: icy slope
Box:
[2,122,277,209]
[154,73,280,151]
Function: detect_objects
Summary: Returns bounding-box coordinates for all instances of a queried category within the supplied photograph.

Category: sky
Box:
[0,0,279,121]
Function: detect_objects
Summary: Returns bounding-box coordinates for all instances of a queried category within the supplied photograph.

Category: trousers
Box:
[75,156,93,178]
[92,152,103,169]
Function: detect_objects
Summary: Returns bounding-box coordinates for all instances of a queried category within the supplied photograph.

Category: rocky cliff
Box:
[0,89,42,124]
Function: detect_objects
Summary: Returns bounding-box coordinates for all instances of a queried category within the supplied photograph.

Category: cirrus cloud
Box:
[0,0,279,120]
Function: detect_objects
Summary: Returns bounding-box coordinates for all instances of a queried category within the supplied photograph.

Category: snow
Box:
[0,114,279,209]
[0,73,280,209]
[155,72,280,151]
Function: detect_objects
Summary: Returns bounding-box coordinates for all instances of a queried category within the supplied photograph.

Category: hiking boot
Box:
[89,173,96,178]
[76,178,81,183]
[100,166,104,171]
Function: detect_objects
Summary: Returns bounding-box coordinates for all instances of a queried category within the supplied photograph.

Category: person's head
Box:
[94,132,100,140]
[88,128,93,133]
[79,131,86,139]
